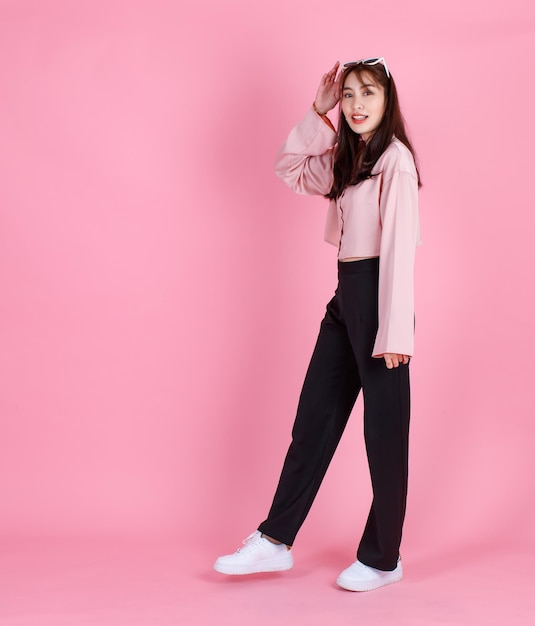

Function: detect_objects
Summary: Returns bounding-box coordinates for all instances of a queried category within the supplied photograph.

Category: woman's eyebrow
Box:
[342,83,376,91]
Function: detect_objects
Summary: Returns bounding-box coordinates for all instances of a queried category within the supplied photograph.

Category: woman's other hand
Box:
[313,61,341,115]
[383,353,410,369]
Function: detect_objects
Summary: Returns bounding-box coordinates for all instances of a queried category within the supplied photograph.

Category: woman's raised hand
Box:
[313,61,342,115]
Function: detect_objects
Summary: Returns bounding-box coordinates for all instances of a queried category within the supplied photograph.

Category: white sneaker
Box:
[336,558,403,592]
[213,531,293,575]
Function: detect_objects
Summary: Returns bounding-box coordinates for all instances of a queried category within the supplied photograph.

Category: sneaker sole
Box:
[336,572,402,592]
[214,555,294,576]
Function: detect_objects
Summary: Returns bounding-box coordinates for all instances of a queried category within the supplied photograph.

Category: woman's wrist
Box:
[312,101,327,116]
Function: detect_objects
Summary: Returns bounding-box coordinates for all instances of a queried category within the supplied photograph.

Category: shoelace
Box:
[237,531,264,553]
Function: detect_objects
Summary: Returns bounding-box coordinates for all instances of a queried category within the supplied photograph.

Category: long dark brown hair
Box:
[326,64,421,200]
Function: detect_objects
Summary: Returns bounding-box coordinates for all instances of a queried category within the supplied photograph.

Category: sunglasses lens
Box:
[343,58,379,69]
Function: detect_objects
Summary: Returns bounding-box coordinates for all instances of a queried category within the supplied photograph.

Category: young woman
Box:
[214,58,421,592]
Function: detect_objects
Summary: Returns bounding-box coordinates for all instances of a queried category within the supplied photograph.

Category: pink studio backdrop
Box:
[1,0,534,564]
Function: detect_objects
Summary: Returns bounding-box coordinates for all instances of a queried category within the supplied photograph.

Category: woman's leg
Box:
[338,260,410,572]
[356,359,410,570]
[258,293,361,546]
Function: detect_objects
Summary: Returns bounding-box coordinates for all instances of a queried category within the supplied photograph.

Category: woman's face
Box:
[341,71,386,142]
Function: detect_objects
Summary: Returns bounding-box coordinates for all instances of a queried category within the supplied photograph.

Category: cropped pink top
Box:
[275,107,421,357]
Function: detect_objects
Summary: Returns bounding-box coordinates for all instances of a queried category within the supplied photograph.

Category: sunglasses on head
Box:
[342,57,390,79]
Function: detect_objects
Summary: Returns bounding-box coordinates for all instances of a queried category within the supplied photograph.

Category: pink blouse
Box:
[275,107,421,357]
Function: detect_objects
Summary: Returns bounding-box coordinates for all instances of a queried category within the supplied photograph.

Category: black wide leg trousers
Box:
[257,258,410,571]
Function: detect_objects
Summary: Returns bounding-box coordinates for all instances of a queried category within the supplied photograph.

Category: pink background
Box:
[1,0,534,624]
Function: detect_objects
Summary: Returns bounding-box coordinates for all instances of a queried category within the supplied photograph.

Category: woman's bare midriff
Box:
[339,256,379,262]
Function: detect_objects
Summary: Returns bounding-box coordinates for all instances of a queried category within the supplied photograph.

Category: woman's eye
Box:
[343,93,352,98]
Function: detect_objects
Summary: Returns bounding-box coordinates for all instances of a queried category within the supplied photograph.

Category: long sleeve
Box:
[372,169,420,357]
[275,107,337,196]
